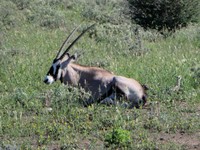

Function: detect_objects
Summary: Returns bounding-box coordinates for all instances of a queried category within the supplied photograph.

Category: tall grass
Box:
[0,0,200,149]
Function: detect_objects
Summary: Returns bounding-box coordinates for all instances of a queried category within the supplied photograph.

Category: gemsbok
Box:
[44,24,147,108]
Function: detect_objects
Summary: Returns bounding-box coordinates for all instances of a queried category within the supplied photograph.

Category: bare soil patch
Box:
[153,132,200,150]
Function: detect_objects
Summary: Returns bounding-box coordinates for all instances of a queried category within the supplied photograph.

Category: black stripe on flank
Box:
[97,87,113,103]
[97,85,125,103]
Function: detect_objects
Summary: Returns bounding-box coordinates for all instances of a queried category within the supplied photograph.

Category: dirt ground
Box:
[152,103,200,150]
[153,131,200,150]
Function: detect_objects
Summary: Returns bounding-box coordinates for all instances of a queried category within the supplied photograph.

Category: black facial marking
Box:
[47,64,60,81]
[53,59,58,63]
[48,66,54,76]
[97,85,125,103]
[54,64,60,80]
[97,87,113,103]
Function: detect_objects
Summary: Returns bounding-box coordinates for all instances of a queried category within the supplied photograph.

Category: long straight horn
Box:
[55,25,81,59]
[59,23,95,60]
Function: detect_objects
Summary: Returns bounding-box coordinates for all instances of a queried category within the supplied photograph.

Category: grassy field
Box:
[0,0,200,149]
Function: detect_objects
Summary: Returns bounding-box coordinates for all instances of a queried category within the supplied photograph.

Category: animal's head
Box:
[43,24,95,84]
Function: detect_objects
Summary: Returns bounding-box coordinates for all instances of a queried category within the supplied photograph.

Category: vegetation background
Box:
[0,0,200,149]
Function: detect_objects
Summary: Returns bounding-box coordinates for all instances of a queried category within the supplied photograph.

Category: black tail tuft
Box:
[142,84,149,91]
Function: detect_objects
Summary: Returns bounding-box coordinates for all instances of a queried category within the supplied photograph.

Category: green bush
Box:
[0,1,25,30]
[81,0,129,25]
[190,65,200,88]
[9,0,30,10]
[25,2,66,29]
[127,0,200,31]
[105,128,131,148]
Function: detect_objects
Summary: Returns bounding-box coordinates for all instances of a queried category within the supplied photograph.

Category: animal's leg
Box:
[83,97,95,107]
[100,93,117,106]
[84,93,116,107]
[128,99,140,109]
[128,95,147,109]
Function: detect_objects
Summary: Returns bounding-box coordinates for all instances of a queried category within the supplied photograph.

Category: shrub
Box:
[105,128,131,148]
[26,3,66,29]
[9,0,30,10]
[0,1,25,30]
[127,0,200,31]
[190,65,200,88]
[81,0,129,25]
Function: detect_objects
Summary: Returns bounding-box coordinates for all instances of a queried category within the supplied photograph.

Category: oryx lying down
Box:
[44,24,147,108]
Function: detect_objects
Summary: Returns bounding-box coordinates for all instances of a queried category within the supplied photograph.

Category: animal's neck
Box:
[71,63,91,74]
[61,63,90,85]
[60,64,79,85]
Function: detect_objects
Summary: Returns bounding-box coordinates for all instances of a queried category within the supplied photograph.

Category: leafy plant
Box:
[190,65,200,88]
[0,1,25,30]
[127,0,200,31]
[26,3,66,29]
[81,0,129,25]
[105,127,131,147]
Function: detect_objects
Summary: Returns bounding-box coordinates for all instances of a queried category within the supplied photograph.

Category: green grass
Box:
[0,0,200,149]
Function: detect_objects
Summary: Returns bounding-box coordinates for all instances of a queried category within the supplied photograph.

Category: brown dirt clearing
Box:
[152,131,200,150]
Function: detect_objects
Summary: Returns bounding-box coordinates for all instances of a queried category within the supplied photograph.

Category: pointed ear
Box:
[66,52,70,57]
[71,53,78,60]
[61,54,77,69]
[72,52,83,60]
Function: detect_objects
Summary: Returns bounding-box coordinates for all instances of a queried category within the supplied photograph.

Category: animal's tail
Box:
[142,84,149,91]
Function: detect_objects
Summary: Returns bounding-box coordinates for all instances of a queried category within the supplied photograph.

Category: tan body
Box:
[62,63,114,99]
[44,24,147,108]
[58,56,146,108]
